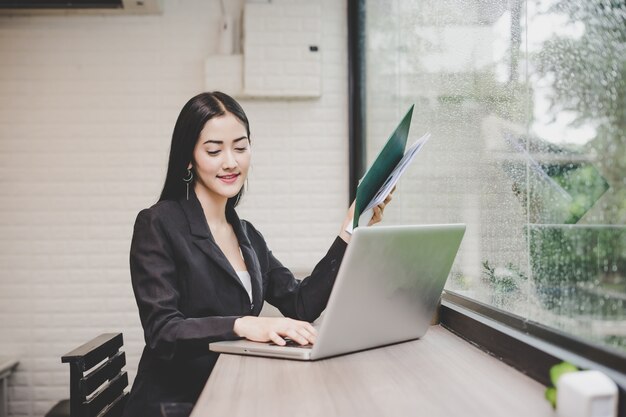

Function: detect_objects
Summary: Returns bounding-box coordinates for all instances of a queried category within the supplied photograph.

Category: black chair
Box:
[46,333,128,417]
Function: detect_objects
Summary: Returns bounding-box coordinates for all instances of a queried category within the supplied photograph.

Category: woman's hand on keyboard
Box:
[233,316,317,346]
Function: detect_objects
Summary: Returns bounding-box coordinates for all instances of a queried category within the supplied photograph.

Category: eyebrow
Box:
[203,136,248,145]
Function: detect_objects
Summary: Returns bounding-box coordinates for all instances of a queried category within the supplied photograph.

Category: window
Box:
[362,0,625,353]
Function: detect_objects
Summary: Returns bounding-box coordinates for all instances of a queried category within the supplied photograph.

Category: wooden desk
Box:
[0,358,18,417]
[191,326,554,417]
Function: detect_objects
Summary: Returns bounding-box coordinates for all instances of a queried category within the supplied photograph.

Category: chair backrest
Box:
[61,333,128,417]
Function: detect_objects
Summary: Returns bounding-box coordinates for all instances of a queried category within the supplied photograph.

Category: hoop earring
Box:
[183,169,194,201]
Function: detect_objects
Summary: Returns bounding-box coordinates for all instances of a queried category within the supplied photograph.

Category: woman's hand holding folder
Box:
[340,187,395,243]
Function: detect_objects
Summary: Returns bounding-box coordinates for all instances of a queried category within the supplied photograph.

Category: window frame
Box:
[346,0,626,413]
[347,0,366,203]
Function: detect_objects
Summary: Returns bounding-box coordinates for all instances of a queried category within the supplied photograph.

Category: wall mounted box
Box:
[205,1,322,99]
[246,0,321,98]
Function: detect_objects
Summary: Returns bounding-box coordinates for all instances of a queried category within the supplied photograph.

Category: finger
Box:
[368,207,382,226]
[296,326,317,344]
[286,329,309,345]
[383,193,393,204]
[292,320,317,344]
[304,322,318,336]
[269,331,286,346]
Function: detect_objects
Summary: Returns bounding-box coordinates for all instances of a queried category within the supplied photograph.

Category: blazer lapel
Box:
[179,191,262,309]
[179,191,242,290]
[227,208,263,311]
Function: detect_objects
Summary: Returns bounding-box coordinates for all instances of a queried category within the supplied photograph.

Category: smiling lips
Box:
[217,173,240,184]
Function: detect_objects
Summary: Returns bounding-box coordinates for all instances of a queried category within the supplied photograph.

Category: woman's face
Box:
[189,112,250,202]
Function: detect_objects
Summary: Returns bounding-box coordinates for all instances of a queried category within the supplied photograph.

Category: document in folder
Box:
[353,105,431,228]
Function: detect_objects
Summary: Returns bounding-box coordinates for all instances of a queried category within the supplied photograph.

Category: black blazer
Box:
[122,191,348,417]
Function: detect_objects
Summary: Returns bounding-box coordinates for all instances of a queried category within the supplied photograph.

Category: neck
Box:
[193,184,229,227]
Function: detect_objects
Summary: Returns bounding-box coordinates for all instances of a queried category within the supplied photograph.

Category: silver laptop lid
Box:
[311,224,465,359]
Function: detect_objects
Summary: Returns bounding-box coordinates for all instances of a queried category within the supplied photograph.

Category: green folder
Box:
[354,105,414,228]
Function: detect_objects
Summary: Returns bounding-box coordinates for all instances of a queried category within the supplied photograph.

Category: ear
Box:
[187,162,192,170]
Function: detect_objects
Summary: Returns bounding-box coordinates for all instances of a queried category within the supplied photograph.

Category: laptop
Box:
[209,224,466,360]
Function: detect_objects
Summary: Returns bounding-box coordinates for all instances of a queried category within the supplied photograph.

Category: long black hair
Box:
[158,91,250,206]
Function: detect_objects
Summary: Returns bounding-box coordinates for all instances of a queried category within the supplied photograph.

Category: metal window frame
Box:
[347,0,366,203]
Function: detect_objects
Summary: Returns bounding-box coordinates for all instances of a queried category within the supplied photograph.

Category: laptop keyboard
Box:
[269,339,313,349]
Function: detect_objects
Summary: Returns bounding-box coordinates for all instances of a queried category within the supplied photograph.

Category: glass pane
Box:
[364,0,625,351]
[525,0,625,348]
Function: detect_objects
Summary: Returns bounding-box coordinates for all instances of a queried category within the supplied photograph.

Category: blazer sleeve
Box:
[130,209,241,361]
[247,222,348,322]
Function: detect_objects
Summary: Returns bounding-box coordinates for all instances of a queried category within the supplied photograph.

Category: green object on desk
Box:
[544,387,557,408]
[354,105,414,228]
[545,361,579,409]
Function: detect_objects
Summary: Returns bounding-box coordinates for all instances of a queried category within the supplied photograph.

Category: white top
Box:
[236,270,253,302]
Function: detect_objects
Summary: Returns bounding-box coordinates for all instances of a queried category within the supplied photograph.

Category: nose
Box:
[222,149,237,170]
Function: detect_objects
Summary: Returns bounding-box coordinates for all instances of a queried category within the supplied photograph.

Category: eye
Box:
[235,147,248,152]
[207,150,220,155]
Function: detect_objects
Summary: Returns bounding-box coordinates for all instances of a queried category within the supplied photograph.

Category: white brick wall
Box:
[0,1,348,416]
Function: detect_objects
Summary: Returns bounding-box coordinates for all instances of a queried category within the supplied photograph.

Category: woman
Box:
[122,92,391,416]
